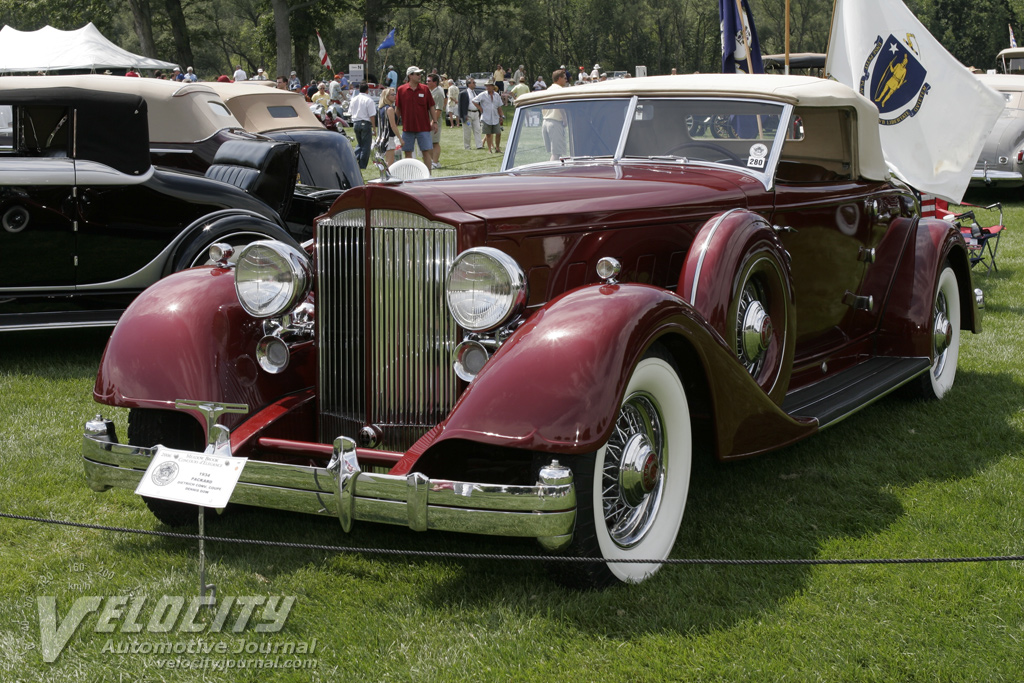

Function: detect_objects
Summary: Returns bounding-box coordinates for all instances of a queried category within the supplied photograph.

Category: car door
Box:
[0,104,76,289]
[769,107,892,359]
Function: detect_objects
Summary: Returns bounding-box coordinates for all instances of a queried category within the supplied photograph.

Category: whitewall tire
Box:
[551,346,692,587]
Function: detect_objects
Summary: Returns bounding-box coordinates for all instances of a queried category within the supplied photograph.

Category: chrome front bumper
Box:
[82,419,576,551]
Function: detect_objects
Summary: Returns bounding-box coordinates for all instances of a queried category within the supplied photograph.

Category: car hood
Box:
[395,164,753,231]
[976,112,1024,166]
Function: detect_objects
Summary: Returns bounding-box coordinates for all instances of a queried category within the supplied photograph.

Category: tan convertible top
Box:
[0,75,242,143]
[517,74,890,182]
[204,82,326,133]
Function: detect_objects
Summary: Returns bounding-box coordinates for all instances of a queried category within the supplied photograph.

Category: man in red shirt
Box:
[395,66,437,168]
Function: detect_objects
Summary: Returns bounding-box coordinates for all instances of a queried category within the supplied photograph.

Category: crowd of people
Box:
[106,59,657,175]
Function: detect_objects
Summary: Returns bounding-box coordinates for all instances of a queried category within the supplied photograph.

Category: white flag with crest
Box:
[825,0,1003,202]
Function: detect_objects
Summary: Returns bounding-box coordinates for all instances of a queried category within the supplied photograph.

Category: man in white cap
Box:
[171,66,183,81]
[253,68,267,81]
[591,63,601,80]
[288,70,300,90]
[395,66,437,168]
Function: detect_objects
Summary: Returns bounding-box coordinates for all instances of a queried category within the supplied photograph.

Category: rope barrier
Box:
[3,511,1022,566]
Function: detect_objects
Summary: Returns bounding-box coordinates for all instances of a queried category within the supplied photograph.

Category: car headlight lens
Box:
[234,241,311,318]
[446,247,527,331]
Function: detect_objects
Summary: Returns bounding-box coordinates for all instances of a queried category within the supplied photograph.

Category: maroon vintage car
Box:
[83,75,982,588]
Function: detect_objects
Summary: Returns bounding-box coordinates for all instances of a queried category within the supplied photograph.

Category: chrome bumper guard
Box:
[971,168,1023,185]
[82,418,576,551]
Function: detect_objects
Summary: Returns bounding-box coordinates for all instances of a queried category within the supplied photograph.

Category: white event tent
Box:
[0,23,178,73]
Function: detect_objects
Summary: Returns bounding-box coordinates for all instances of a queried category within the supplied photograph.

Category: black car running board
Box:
[782,356,931,429]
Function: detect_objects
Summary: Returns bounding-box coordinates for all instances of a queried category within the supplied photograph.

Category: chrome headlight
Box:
[234,241,311,318]
[446,247,527,331]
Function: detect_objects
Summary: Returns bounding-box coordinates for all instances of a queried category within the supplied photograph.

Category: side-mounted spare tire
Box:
[680,209,796,405]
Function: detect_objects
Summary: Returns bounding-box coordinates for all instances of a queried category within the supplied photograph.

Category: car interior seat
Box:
[205,139,300,218]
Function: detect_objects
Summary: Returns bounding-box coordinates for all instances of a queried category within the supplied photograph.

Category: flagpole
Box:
[734,0,755,76]
[784,0,791,75]
[733,0,764,137]
[824,0,840,76]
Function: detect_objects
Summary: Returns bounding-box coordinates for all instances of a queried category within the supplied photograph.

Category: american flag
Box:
[316,30,332,71]
[358,26,368,62]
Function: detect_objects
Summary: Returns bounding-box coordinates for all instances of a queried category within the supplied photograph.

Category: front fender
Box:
[419,283,815,466]
[93,267,315,435]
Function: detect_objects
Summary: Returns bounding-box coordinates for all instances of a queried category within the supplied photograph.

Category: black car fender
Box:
[163,209,299,275]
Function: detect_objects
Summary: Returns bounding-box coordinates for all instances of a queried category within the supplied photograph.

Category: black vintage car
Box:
[0,83,302,331]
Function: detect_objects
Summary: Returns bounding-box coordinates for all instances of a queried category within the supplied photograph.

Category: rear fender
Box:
[876,217,978,358]
[414,283,815,470]
[93,267,315,436]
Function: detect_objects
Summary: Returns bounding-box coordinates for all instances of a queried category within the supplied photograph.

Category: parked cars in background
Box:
[4,76,357,239]
[84,75,982,588]
[206,81,362,229]
[206,82,361,193]
[970,73,1024,190]
[997,47,1024,74]
[0,81,300,331]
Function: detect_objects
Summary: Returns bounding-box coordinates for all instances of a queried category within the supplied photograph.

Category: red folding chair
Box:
[951,202,1005,273]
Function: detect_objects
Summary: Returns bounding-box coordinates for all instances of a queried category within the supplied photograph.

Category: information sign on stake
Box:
[136,447,246,509]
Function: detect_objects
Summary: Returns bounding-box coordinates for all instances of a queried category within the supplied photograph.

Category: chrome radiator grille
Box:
[316,208,459,451]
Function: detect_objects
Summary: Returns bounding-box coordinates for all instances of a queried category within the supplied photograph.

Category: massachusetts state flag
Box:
[376,28,396,52]
[719,0,763,74]
[826,0,1003,202]
[316,30,332,72]
[358,25,368,62]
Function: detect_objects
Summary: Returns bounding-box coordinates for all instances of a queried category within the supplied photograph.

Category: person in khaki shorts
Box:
[427,73,445,168]
[542,69,569,160]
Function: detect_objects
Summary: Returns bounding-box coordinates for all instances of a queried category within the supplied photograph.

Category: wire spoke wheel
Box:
[549,346,691,588]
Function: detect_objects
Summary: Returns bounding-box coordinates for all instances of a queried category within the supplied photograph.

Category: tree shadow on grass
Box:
[0,328,111,379]
[98,369,1022,640]
[421,368,1023,635]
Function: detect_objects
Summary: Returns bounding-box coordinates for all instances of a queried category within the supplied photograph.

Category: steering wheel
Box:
[667,141,742,165]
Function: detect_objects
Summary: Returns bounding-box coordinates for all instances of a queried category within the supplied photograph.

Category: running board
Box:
[782,357,931,429]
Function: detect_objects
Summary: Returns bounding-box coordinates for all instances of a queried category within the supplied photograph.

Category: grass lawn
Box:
[0,190,1022,681]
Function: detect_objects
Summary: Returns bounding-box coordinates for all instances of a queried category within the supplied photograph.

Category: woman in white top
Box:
[446,79,460,127]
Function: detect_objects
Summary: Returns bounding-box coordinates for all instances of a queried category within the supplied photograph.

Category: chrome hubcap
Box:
[933,311,951,355]
[933,291,950,377]
[618,434,659,507]
[741,301,773,364]
[602,392,665,548]
[736,279,771,377]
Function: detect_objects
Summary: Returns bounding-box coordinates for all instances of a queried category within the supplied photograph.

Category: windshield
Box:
[507,97,789,175]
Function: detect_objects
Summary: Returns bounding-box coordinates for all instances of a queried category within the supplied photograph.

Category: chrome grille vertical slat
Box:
[317,209,458,452]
